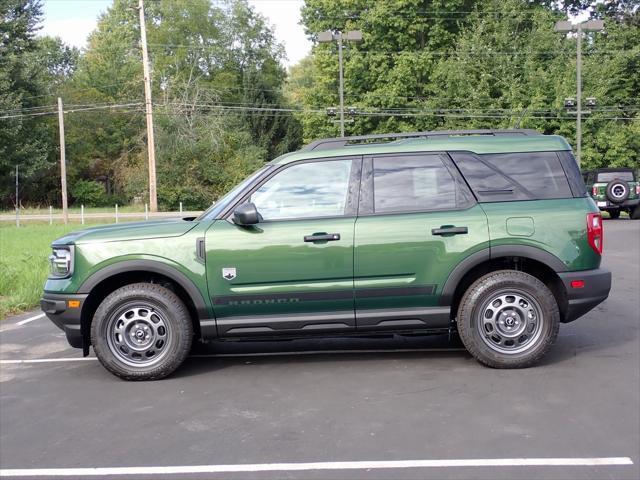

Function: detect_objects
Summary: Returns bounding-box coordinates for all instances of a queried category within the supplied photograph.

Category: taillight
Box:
[636,184,640,195]
[592,185,598,196]
[587,213,603,255]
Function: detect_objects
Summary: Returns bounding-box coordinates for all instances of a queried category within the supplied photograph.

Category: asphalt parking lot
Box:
[1,219,638,480]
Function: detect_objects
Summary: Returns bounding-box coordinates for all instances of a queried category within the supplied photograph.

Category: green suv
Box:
[41,129,611,380]
[583,168,640,219]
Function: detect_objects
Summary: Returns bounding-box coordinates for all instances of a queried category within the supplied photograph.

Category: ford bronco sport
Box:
[41,129,612,380]
[583,168,640,219]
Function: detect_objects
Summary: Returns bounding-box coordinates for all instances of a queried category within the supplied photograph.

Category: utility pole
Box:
[137,0,157,212]
[317,30,363,137]
[554,19,604,166]
[58,97,68,225]
[15,164,19,227]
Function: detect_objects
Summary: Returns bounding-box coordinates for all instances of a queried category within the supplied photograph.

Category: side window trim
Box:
[224,156,363,223]
[358,152,476,216]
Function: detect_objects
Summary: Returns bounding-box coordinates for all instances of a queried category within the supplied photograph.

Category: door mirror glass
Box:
[233,203,260,225]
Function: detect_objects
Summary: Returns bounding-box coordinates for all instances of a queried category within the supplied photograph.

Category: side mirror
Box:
[233,203,260,226]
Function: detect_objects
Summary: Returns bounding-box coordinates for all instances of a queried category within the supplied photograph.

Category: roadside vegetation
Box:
[2,0,638,216]
[0,223,105,318]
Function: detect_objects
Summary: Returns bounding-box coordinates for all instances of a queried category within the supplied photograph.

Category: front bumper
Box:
[40,293,88,348]
[558,268,611,323]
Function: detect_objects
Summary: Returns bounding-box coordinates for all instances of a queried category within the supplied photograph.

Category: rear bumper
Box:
[40,293,88,348]
[595,198,639,209]
[558,268,611,323]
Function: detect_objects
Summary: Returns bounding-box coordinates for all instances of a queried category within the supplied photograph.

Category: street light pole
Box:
[337,34,345,137]
[318,30,363,137]
[576,22,582,166]
[554,19,604,166]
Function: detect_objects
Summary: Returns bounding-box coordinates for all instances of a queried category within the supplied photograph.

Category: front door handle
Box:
[304,233,341,242]
[431,226,468,236]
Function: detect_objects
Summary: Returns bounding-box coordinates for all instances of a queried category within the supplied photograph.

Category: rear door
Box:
[205,157,361,337]
[353,153,489,331]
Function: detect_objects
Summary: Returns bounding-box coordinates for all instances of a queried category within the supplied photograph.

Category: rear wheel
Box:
[91,283,193,380]
[608,209,620,219]
[631,207,640,220]
[457,270,559,368]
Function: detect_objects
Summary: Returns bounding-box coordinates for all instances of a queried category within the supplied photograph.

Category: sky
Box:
[39,0,312,67]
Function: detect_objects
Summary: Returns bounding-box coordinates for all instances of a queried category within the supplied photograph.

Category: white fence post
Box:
[115,204,119,223]
[49,206,53,225]
[179,201,183,213]
[145,203,148,220]
[81,204,85,225]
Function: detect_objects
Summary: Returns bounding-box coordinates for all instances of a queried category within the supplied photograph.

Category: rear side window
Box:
[372,155,465,213]
[451,152,573,202]
[596,171,635,182]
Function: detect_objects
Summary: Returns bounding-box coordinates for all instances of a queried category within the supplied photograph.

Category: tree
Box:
[0,0,46,206]
[64,0,301,208]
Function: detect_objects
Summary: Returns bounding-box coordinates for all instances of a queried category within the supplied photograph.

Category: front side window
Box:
[250,160,352,220]
[373,155,458,213]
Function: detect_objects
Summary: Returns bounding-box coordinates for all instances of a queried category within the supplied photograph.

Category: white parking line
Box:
[16,313,45,326]
[0,347,466,365]
[0,457,633,477]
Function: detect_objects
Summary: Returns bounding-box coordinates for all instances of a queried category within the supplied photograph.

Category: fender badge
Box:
[222,267,236,280]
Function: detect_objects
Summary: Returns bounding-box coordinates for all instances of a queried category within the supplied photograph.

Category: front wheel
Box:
[631,207,640,220]
[456,270,559,369]
[91,283,193,380]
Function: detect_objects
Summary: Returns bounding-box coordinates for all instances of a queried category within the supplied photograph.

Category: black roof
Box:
[587,167,636,173]
[303,129,541,151]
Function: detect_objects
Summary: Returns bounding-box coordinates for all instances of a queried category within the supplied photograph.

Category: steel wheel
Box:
[106,304,171,367]
[477,289,544,355]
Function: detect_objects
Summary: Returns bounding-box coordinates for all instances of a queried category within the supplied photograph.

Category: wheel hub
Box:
[478,290,544,354]
[106,306,170,367]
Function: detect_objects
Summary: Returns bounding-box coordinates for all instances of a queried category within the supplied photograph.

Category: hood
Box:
[52,217,200,245]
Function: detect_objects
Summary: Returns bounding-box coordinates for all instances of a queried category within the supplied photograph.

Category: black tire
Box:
[605,179,629,204]
[91,283,193,380]
[608,209,620,219]
[631,207,640,220]
[456,270,560,369]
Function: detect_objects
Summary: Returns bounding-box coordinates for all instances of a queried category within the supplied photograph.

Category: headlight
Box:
[49,246,74,278]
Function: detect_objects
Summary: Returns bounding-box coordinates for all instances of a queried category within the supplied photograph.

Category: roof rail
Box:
[303,129,541,151]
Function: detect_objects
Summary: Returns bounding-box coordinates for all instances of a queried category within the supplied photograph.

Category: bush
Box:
[71,180,107,207]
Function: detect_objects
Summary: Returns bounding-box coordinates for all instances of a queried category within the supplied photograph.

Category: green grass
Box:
[0,222,112,319]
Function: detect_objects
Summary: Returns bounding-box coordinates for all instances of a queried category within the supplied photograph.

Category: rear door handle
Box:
[431,226,468,236]
[304,233,340,242]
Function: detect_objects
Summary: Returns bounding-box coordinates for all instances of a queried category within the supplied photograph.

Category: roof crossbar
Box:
[303,129,541,151]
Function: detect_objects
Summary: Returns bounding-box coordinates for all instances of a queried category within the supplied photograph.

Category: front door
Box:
[354,153,489,331]
[206,157,360,337]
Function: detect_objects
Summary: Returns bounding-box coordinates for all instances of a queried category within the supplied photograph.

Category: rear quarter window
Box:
[451,151,574,202]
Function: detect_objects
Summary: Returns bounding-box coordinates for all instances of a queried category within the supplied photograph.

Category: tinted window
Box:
[452,152,572,201]
[250,160,352,220]
[198,166,270,220]
[597,171,635,182]
[373,155,457,213]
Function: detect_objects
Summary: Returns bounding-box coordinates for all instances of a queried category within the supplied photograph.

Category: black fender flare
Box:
[78,260,209,319]
[439,245,567,306]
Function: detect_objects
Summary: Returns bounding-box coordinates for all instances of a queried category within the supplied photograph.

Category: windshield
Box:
[597,171,635,182]
[196,166,271,221]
